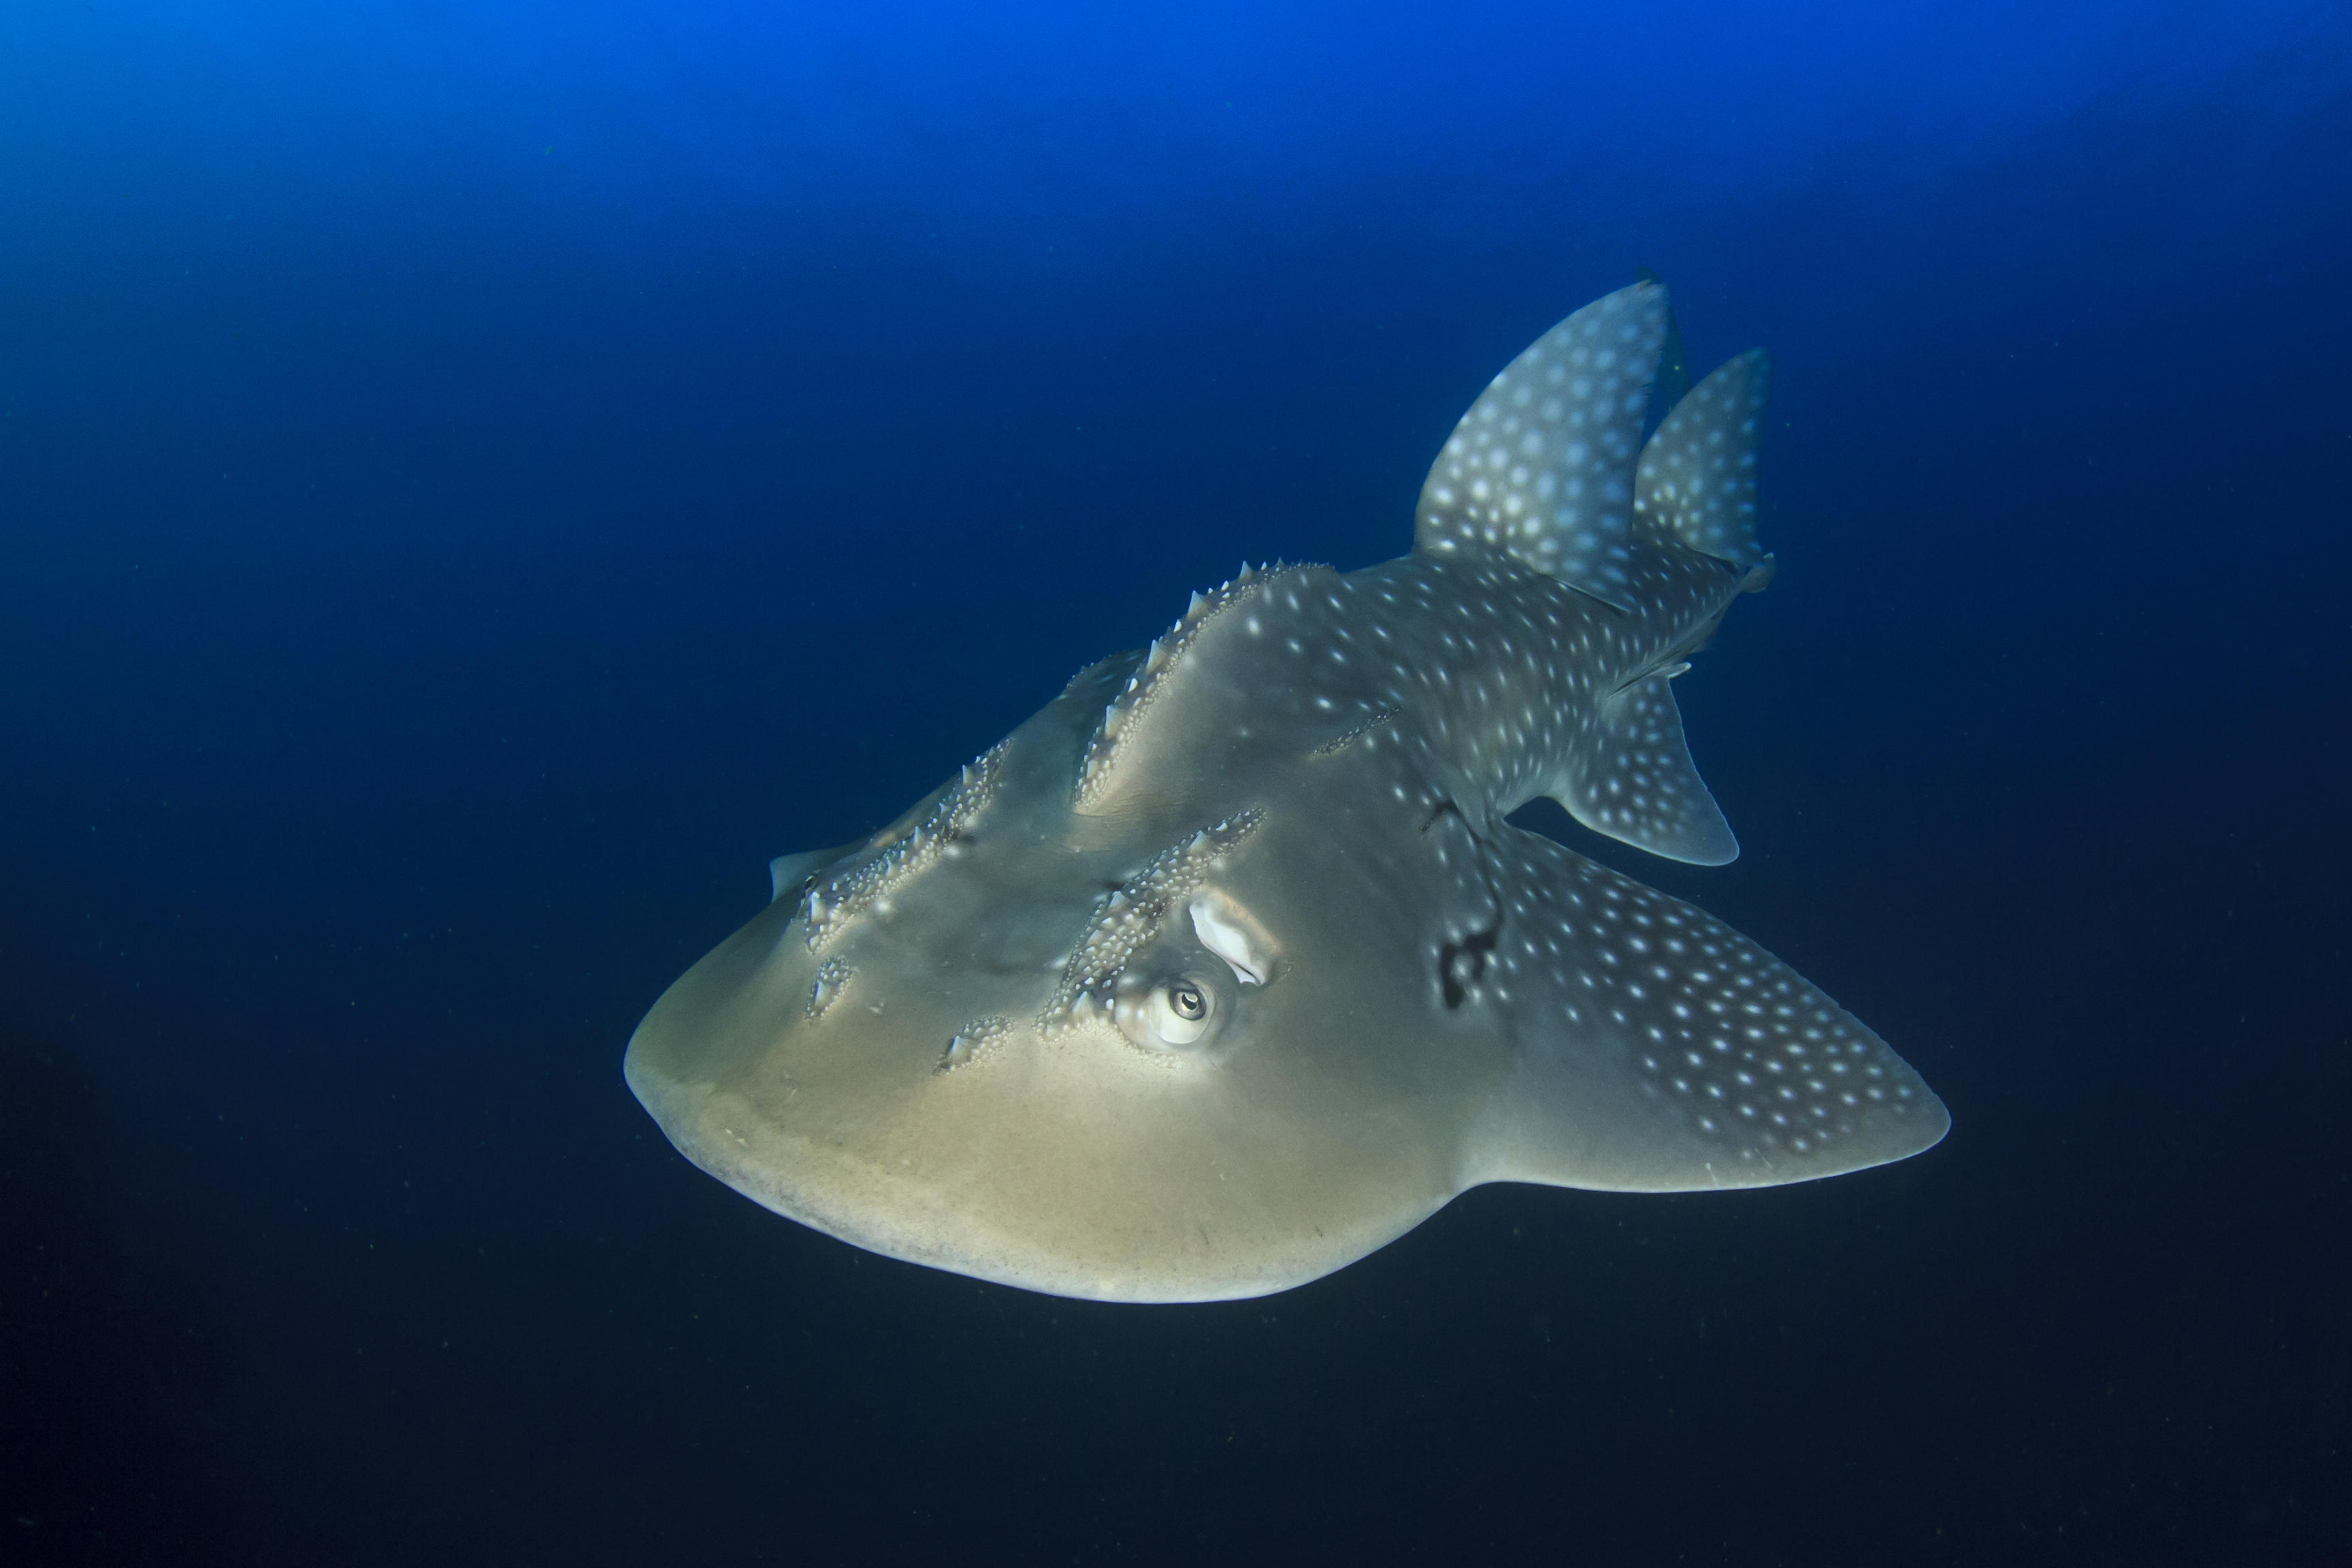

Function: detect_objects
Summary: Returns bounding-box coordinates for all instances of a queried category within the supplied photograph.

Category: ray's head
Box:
[623,576,1476,1302]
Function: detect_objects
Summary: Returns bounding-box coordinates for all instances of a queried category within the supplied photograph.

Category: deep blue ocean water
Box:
[4,3,2349,1563]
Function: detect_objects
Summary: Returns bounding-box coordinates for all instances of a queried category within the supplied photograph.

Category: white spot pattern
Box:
[1094,538,1751,864]
[1415,282,1667,609]
[1634,348,1771,568]
[1045,527,1932,1177]
[1562,672,1738,866]
[1495,833,1933,1172]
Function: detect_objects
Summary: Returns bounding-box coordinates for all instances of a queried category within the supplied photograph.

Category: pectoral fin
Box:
[1467,831,1947,1192]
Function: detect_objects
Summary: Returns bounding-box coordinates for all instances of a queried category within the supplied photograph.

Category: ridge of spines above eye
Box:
[1041,813,1262,1033]
[801,744,1004,950]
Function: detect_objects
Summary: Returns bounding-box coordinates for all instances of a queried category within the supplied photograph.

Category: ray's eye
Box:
[1152,979,1212,1045]
[1111,970,1220,1051]
[1115,976,1213,1048]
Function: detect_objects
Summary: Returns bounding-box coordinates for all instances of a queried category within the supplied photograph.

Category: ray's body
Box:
[625,282,1947,1301]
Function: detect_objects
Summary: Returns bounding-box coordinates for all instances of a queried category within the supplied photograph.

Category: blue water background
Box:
[4,3,2349,1562]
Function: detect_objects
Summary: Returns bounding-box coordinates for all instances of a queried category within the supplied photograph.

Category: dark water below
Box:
[4,4,2348,1563]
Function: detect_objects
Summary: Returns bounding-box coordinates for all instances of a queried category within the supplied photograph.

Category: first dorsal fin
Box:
[1414,282,1667,611]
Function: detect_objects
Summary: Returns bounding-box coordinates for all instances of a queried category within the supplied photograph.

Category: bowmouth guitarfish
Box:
[625,280,1948,1302]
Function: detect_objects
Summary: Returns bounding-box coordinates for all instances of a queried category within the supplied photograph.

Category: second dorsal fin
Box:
[1635,348,1772,570]
[1414,282,1667,611]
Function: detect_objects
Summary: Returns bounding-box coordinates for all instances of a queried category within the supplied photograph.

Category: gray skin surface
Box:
[625,283,1948,1303]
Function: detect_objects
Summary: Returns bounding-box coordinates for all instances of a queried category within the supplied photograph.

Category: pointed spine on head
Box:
[1633,348,1771,570]
[1073,568,1288,809]
[1413,282,1667,610]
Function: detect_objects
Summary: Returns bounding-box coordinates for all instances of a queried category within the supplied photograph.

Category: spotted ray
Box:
[625,279,1948,1302]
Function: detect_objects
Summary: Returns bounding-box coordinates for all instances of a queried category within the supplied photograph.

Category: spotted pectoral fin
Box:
[1555,671,1738,866]
[1463,832,1948,1192]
